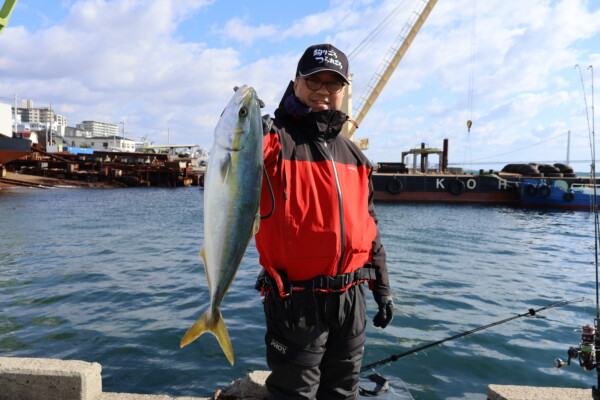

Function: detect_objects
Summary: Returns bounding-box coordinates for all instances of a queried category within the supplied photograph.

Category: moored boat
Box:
[520,179,600,210]
[0,135,31,166]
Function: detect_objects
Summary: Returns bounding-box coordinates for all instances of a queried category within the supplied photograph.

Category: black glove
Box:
[373,294,394,329]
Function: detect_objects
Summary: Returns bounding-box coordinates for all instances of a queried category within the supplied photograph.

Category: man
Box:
[255,43,393,399]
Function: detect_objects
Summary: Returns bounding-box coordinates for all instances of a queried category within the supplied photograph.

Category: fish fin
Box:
[220,153,231,181]
[252,213,260,235]
[200,246,210,288]
[180,309,234,366]
[180,310,210,348]
[212,310,234,366]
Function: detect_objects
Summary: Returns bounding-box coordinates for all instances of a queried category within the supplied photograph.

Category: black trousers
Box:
[263,283,367,400]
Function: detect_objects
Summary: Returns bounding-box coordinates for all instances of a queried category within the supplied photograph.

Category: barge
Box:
[0,135,31,166]
[372,139,591,206]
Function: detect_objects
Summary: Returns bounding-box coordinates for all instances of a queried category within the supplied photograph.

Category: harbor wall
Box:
[0,356,210,400]
[1,356,594,400]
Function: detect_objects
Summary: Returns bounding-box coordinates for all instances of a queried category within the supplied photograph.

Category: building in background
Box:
[65,135,136,152]
[11,99,67,142]
[0,102,11,137]
[76,121,118,137]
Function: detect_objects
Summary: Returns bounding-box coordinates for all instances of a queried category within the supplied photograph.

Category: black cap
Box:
[296,44,350,84]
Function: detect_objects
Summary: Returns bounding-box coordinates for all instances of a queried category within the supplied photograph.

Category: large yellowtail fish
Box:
[180,85,263,365]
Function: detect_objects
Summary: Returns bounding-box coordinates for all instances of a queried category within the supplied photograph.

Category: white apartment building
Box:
[54,114,67,126]
[66,135,136,152]
[76,121,119,137]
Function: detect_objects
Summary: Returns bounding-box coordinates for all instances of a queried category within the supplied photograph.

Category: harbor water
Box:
[0,186,597,399]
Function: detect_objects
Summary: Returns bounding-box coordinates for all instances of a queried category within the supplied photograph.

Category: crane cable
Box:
[466,0,477,133]
[348,0,413,61]
[464,0,477,168]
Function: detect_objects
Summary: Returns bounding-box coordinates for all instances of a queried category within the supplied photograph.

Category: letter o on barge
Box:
[448,179,465,196]
[387,177,403,194]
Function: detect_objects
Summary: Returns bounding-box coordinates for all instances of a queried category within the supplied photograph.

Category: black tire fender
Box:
[448,179,465,196]
[387,177,403,194]
[525,183,537,197]
[538,184,551,198]
[564,191,575,202]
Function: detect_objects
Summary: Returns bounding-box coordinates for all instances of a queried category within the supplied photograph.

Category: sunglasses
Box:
[302,76,345,94]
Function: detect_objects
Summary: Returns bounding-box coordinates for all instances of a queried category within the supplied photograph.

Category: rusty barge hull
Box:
[372,172,597,205]
[372,173,519,205]
[0,136,31,165]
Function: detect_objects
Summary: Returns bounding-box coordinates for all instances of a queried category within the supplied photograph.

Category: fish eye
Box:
[239,107,248,117]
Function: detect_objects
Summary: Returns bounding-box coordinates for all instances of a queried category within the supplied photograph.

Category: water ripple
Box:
[1,189,598,399]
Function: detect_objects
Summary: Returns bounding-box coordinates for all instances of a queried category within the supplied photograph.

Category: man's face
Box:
[293,71,346,112]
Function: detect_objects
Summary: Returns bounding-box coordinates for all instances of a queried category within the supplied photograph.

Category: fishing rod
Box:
[362,298,583,373]
[556,65,600,398]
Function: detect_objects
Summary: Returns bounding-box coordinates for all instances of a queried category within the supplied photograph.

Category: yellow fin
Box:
[180,309,234,366]
[200,245,210,289]
[252,213,260,235]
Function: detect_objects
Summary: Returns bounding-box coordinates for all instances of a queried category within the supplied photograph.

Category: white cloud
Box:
[217,17,277,45]
[1,0,599,167]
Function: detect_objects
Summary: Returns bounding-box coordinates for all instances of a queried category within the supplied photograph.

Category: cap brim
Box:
[298,67,350,85]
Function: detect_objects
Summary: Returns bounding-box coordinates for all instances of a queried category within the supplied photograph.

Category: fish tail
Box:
[180,309,234,365]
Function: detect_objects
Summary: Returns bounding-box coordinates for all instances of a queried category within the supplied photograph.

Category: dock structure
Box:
[0,356,210,400]
[1,145,205,188]
[0,356,269,400]
[0,356,595,400]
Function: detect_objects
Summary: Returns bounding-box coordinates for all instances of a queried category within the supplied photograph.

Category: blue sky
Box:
[1,0,600,171]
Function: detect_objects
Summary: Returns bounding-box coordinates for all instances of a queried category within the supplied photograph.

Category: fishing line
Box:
[361,298,583,373]
[554,68,600,393]
[260,166,275,219]
[577,64,599,311]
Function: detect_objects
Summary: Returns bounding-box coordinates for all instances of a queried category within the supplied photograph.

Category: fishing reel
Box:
[555,322,599,371]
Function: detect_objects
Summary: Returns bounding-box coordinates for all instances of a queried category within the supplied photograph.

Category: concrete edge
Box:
[488,384,593,400]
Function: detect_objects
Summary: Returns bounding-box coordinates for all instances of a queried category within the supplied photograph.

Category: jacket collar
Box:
[274,80,350,141]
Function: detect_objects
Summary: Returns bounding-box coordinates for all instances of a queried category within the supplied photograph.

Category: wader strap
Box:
[257,266,377,297]
[261,265,290,298]
[292,267,377,292]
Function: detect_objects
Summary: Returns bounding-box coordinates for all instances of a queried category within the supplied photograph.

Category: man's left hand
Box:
[373,294,394,329]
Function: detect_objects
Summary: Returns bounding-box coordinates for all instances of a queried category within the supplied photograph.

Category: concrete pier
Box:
[0,357,209,400]
[488,384,593,399]
[2,356,596,399]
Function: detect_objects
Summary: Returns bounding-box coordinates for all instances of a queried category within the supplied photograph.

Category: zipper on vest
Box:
[322,129,345,276]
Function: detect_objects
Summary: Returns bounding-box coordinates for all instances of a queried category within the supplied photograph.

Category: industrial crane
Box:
[341,0,438,150]
[0,0,18,33]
